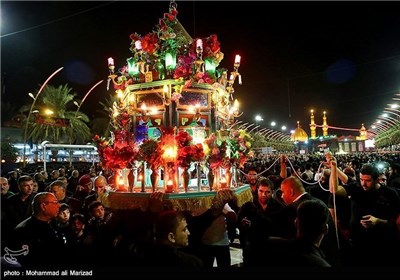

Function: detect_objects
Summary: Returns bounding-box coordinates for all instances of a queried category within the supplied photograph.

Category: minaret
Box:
[359,123,367,140]
[322,111,328,136]
[309,109,316,138]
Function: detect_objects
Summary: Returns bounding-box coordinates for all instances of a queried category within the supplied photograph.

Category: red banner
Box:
[34,115,70,127]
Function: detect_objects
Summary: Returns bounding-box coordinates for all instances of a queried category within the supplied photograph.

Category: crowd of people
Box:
[1,151,400,271]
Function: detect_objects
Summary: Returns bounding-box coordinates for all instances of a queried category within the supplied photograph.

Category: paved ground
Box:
[213,238,243,267]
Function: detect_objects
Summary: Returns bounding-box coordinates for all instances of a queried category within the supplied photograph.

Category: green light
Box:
[127,57,140,77]
[165,52,176,71]
[154,59,165,80]
[204,58,216,74]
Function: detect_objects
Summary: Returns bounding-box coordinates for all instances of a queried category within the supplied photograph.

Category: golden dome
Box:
[291,121,309,142]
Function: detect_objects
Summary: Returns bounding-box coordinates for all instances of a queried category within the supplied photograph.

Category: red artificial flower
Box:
[170,7,178,17]
[103,146,136,169]
[163,12,176,21]
[141,33,158,55]
[129,33,141,42]
[138,139,163,169]
[175,130,192,148]
[159,19,167,31]
[173,66,191,79]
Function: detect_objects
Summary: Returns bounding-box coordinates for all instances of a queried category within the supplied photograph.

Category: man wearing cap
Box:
[73,174,94,202]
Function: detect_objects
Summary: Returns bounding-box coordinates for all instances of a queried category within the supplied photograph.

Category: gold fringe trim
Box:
[105,185,252,212]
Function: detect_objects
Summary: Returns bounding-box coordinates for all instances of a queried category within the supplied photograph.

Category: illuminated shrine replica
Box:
[95,1,253,211]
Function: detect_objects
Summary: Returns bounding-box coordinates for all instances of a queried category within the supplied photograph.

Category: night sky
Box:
[2,1,400,136]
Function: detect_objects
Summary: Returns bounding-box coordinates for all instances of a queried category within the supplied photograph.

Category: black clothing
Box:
[309,183,331,205]
[387,173,400,195]
[260,237,331,267]
[67,176,79,194]
[4,192,36,230]
[276,193,341,267]
[2,192,36,248]
[138,243,203,267]
[59,196,82,215]
[276,193,316,239]
[344,183,400,266]
[11,216,67,267]
[237,197,284,266]
[8,177,19,194]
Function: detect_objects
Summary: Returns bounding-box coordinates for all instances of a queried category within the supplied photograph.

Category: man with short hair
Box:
[140,210,203,267]
[4,176,36,231]
[277,176,341,266]
[1,177,15,250]
[387,162,400,195]
[10,192,67,266]
[330,157,400,266]
[82,175,109,215]
[291,199,331,267]
[68,170,80,194]
[7,170,19,193]
[238,177,284,266]
[1,177,14,199]
[49,180,82,214]
[261,199,331,267]
[245,168,258,197]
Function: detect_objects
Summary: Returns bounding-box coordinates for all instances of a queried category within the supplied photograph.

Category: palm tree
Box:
[90,95,118,138]
[24,84,91,161]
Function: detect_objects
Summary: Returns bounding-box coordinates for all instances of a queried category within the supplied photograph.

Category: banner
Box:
[34,115,70,127]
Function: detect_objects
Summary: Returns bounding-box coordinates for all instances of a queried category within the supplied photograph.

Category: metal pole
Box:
[23,67,63,168]
[43,145,47,173]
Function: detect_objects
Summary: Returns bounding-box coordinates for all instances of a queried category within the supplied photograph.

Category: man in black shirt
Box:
[329,156,400,266]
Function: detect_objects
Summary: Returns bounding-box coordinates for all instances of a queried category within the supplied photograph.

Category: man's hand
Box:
[324,152,335,168]
[240,217,251,229]
[360,215,383,228]
[211,189,234,215]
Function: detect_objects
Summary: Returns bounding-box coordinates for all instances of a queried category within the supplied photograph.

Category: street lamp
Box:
[374,120,391,130]
[44,109,54,116]
[69,80,103,165]
[270,121,276,127]
[255,115,264,123]
[254,115,263,132]
[74,80,104,117]
[379,114,398,125]
[384,108,400,119]
[23,67,63,167]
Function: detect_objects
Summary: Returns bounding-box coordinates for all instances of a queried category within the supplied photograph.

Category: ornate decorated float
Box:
[94,1,253,211]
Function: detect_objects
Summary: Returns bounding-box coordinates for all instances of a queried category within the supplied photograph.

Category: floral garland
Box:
[226,129,254,168]
[102,145,136,170]
[92,134,137,170]
[203,133,232,170]
[203,130,253,170]
[137,139,163,169]
[175,130,205,169]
